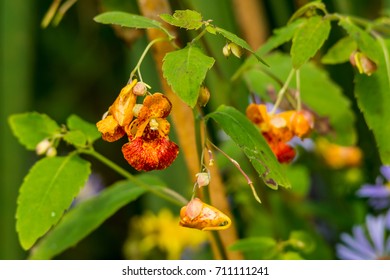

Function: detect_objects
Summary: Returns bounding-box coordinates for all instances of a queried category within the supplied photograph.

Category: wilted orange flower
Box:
[96,80,137,142]
[179,198,231,231]
[122,93,179,171]
[246,104,313,163]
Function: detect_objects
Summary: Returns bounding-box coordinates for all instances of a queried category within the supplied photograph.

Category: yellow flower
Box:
[124,208,208,260]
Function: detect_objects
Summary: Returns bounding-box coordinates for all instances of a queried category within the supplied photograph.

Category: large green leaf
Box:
[8,112,60,150]
[162,45,215,107]
[67,114,100,145]
[321,36,357,64]
[160,10,203,30]
[207,105,291,190]
[354,46,390,164]
[291,16,331,69]
[243,52,356,145]
[16,155,91,250]
[339,17,380,63]
[94,11,172,39]
[29,175,165,259]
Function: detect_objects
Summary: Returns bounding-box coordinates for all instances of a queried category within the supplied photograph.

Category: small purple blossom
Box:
[336,210,390,259]
[357,166,390,210]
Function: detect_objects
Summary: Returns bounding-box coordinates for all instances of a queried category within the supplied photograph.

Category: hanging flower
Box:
[336,210,390,259]
[122,93,179,171]
[357,166,390,210]
[179,198,231,231]
[96,80,137,142]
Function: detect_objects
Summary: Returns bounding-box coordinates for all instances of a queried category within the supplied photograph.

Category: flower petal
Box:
[357,185,390,198]
[380,165,390,181]
[96,115,125,142]
[366,214,385,255]
[340,231,376,259]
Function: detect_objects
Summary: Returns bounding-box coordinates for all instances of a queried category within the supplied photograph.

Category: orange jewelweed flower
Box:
[96,80,137,142]
[122,93,179,171]
[179,198,231,231]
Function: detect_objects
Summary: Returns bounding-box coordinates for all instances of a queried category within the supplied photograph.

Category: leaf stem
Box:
[270,69,296,115]
[80,148,187,206]
[191,28,208,44]
[129,37,168,83]
[296,69,302,111]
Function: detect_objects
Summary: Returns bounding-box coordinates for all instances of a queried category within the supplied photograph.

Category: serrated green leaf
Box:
[16,155,91,250]
[94,11,172,39]
[162,45,215,107]
[215,26,267,65]
[160,10,203,30]
[67,114,100,144]
[29,175,165,259]
[355,47,390,164]
[257,19,305,56]
[243,52,356,145]
[207,105,291,190]
[322,36,357,64]
[229,237,277,252]
[8,112,60,151]
[291,16,331,69]
[63,130,87,147]
[339,18,380,63]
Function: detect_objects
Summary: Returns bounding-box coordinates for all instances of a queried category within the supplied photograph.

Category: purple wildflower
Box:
[357,166,390,210]
[336,210,390,259]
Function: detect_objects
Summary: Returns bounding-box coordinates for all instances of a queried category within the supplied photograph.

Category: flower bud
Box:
[350,51,377,76]
[36,139,51,155]
[197,86,210,107]
[222,43,231,57]
[196,172,210,188]
[46,147,57,157]
[133,82,147,96]
[228,42,243,58]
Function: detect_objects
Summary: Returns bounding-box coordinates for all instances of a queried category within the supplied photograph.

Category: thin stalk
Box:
[81,148,187,206]
[270,69,296,115]
[296,69,302,111]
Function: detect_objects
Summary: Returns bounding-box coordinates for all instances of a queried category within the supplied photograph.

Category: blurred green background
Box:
[1,0,388,259]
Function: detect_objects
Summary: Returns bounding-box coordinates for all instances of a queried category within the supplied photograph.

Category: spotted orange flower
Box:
[96,80,137,142]
[179,198,231,231]
[122,93,179,171]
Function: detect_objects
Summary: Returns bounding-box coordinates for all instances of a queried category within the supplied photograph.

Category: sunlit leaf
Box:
[16,154,91,250]
[8,112,60,151]
[207,105,291,190]
[321,36,357,64]
[160,10,203,30]
[67,114,100,144]
[29,175,165,259]
[163,45,215,107]
[63,130,87,147]
[291,16,331,69]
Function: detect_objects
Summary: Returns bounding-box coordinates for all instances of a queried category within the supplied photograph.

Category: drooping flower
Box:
[357,166,390,210]
[336,210,390,259]
[179,198,231,231]
[122,93,179,171]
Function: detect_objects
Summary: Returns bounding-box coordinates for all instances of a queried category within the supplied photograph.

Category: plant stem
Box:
[373,31,390,87]
[81,148,187,206]
[296,69,302,111]
[270,69,296,115]
[129,37,167,82]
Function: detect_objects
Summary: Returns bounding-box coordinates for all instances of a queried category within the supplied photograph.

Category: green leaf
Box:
[162,45,215,107]
[288,1,327,24]
[291,16,331,69]
[207,105,291,190]
[284,164,310,196]
[8,112,60,150]
[29,175,164,259]
[321,36,357,64]
[289,230,316,253]
[67,114,100,144]
[243,52,356,145]
[257,19,305,56]
[215,26,268,65]
[160,10,203,30]
[94,11,172,39]
[16,154,91,250]
[63,130,87,147]
[339,17,380,63]
[355,49,390,164]
[229,237,277,252]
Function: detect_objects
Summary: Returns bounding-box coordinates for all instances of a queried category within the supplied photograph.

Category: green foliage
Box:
[207,105,291,190]
[322,36,357,64]
[163,45,215,107]
[8,112,60,150]
[289,230,315,254]
[283,165,310,196]
[229,237,277,252]
[16,154,91,250]
[291,16,331,69]
[29,175,165,260]
[160,10,203,30]
[66,114,101,145]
